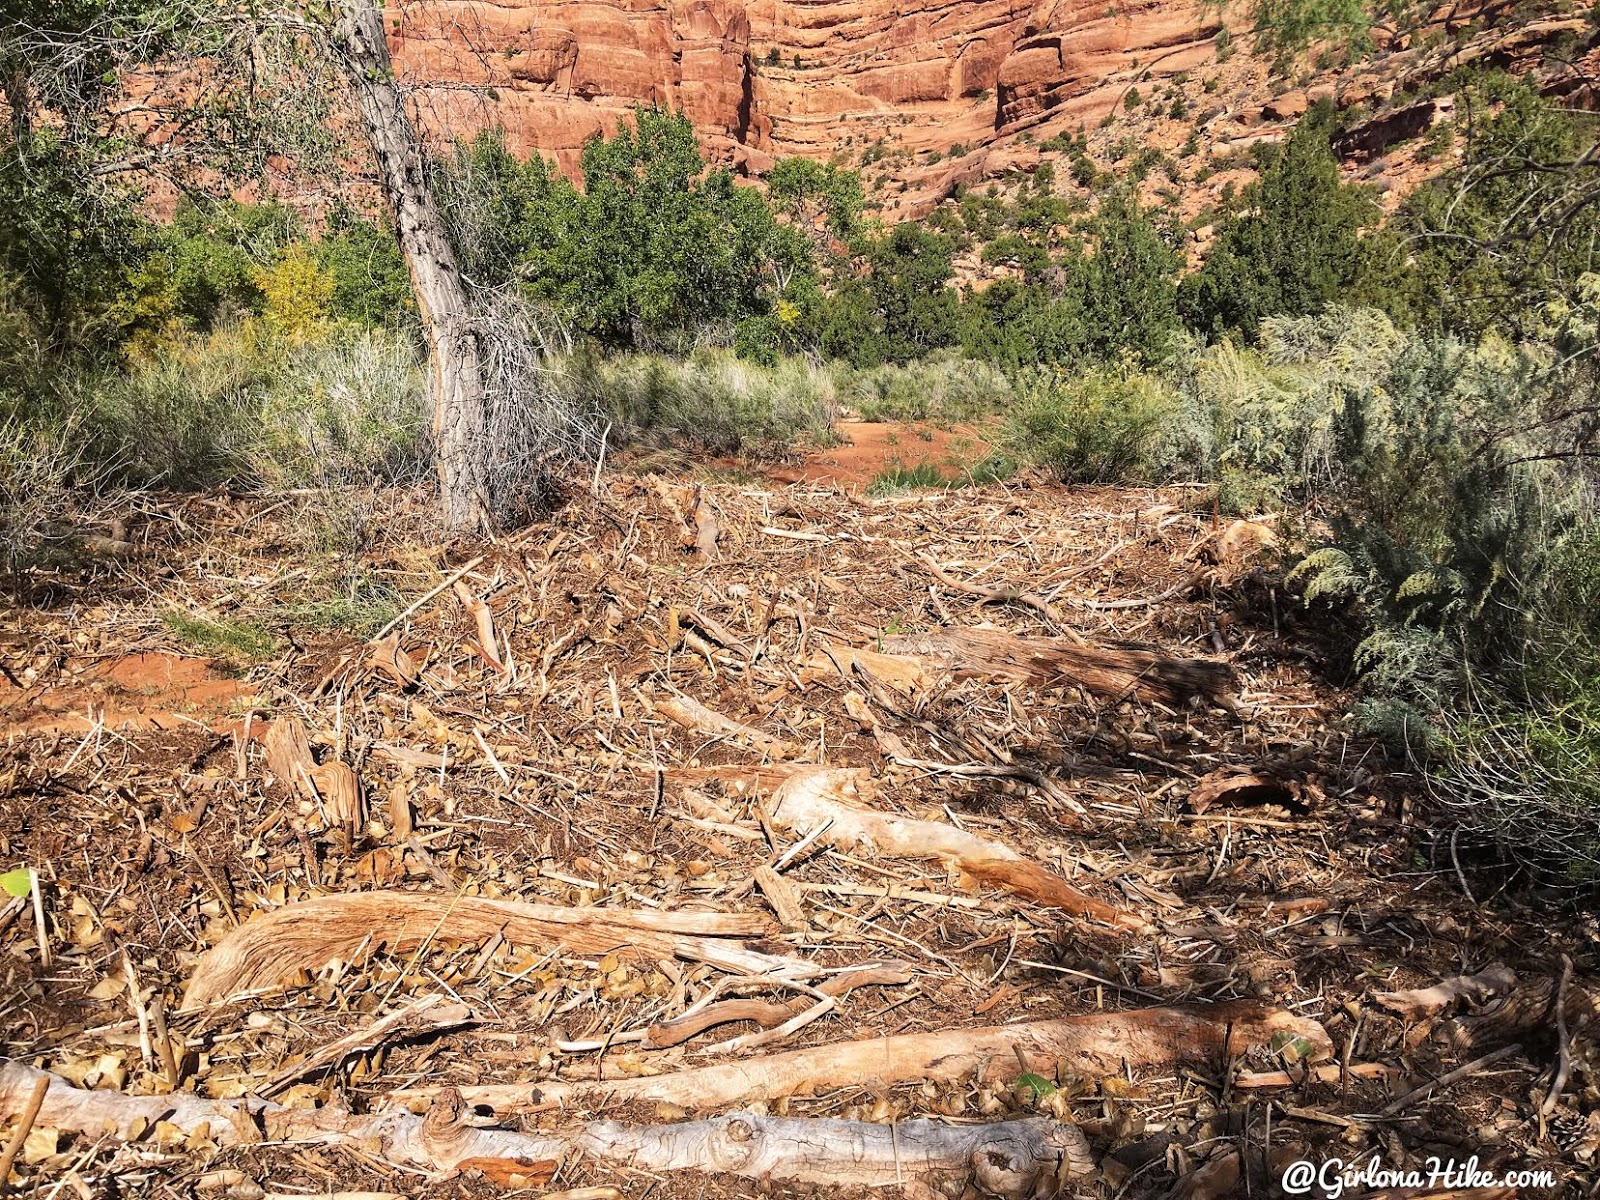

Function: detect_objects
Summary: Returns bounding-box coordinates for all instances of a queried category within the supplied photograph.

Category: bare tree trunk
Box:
[330,0,485,532]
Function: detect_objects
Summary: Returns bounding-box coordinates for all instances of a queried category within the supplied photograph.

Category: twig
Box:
[1076,572,1201,611]
[1540,955,1574,1120]
[367,554,486,645]
[1449,826,1476,904]
[1379,1043,1523,1116]
[701,989,837,1055]
[913,552,1068,630]
[591,422,611,495]
[123,954,154,1074]
[27,871,48,969]
[772,819,834,871]
[0,1076,49,1192]
[262,994,472,1095]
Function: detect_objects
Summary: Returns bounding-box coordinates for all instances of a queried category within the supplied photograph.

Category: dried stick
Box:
[766,768,1149,932]
[263,994,474,1095]
[1379,1043,1524,1117]
[434,1000,1332,1114]
[1539,955,1574,1120]
[0,1076,48,1191]
[367,555,486,644]
[643,963,911,1048]
[913,553,1067,629]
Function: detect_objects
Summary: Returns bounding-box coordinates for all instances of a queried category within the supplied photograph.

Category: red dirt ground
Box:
[1,650,256,735]
[769,420,993,488]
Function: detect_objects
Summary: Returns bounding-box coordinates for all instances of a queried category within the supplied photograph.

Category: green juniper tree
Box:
[1179,103,1387,341]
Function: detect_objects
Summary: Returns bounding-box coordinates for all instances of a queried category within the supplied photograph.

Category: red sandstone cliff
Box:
[390,0,1222,175]
[384,0,1594,217]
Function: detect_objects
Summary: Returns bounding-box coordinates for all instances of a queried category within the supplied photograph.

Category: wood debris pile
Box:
[1,477,1596,1198]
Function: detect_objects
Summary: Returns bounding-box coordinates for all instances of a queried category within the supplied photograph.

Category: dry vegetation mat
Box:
[1,476,1597,1198]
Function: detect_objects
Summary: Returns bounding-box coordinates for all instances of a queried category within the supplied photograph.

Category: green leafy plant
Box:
[867,460,949,495]
[1013,1072,1057,1102]
[162,611,282,666]
[1002,365,1178,484]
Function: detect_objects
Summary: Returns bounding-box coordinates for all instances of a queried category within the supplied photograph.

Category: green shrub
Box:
[843,356,1012,423]
[161,611,282,666]
[0,413,92,572]
[577,351,836,454]
[1178,103,1391,341]
[1001,365,1178,483]
[84,323,426,492]
[87,329,266,487]
[1250,306,1600,881]
[250,329,428,491]
[868,460,948,495]
[1153,306,1403,504]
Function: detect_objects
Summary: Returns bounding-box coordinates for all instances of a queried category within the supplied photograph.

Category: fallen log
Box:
[181,892,785,1010]
[767,768,1149,932]
[0,1064,1091,1200]
[880,627,1232,705]
[436,1000,1332,1114]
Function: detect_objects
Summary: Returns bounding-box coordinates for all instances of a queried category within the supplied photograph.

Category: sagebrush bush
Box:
[842,355,1012,423]
[1153,307,1405,507]
[577,351,837,453]
[1257,305,1600,883]
[250,329,428,491]
[1001,366,1177,484]
[0,414,93,571]
[87,328,266,487]
[85,322,428,493]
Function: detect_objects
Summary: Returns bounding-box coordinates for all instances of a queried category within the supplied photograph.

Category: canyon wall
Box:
[389,0,1222,178]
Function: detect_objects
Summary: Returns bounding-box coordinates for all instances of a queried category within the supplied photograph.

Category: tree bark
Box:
[330,0,485,532]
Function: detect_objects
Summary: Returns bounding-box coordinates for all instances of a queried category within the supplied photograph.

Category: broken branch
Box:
[440,1000,1331,1113]
[766,768,1149,931]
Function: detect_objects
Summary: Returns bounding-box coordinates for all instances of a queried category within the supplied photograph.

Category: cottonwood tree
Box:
[2,0,546,532]
[327,0,487,531]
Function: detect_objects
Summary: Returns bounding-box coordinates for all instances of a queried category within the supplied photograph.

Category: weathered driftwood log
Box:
[0,1065,1089,1200]
[440,1000,1332,1114]
[767,768,1150,932]
[880,627,1232,706]
[181,892,785,1010]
